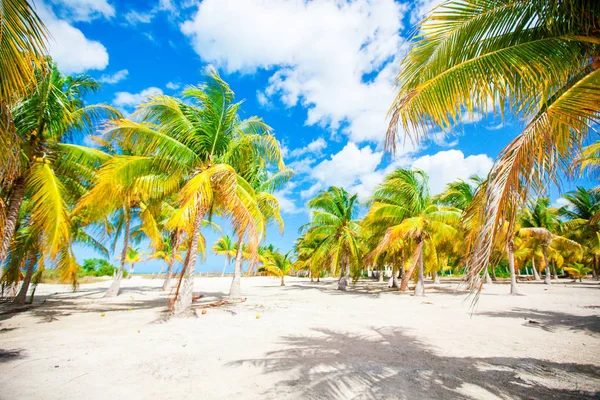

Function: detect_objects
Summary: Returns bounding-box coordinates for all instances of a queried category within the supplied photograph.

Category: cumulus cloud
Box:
[410,0,445,24]
[113,87,163,109]
[273,184,303,215]
[166,81,181,90]
[300,142,384,199]
[181,0,409,144]
[289,138,327,158]
[411,150,494,194]
[49,0,115,22]
[36,1,109,73]
[99,69,129,84]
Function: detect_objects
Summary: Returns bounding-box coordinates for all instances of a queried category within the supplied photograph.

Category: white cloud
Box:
[289,138,327,158]
[273,186,303,215]
[36,1,109,73]
[410,0,445,24]
[166,81,181,90]
[124,10,154,24]
[552,197,570,209]
[301,142,383,199]
[411,150,493,194]
[181,0,410,145]
[49,0,115,22]
[113,87,163,109]
[99,69,129,84]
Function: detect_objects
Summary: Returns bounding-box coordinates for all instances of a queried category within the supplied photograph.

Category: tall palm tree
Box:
[365,169,460,295]
[99,68,279,314]
[213,235,236,277]
[436,176,483,211]
[302,187,362,291]
[386,0,600,289]
[0,62,117,282]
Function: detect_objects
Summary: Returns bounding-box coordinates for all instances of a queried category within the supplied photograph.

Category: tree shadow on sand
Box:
[229,327,599,399]
[479,308,600,336]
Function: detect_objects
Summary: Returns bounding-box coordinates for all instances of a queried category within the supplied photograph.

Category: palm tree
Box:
[124,246,143,278]
[100,68,279,314]
[519,198,582,284]
[559,187,600,278]
[563,262,592,282]
[213,235,236,277]
[303,187,362,291]
[259,250,292,286]
[0,0,48,194]
[0,62,117,283]
[386,0,600,289]
[365,169,460,296]
[436,176,483,211]
[227,167,291,298]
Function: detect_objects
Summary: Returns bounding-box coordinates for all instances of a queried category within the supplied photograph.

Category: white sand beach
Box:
[0,277,599,399]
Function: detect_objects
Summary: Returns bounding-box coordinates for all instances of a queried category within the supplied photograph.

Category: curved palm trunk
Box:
[551,260,558,280]
[400,241,423,292]
[105,212,130,298]
[414,243,425,296]
[0,177,25,277]
[228,237,245,298]
[507,241,520,295]
[162,230,180,291]
[173,209,205,315]
[220,256,229,277]
[14,257,34,306]
[542,247,551,285]
[532,257,541,281]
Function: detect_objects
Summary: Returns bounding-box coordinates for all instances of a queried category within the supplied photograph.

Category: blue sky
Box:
[35,0,593,273]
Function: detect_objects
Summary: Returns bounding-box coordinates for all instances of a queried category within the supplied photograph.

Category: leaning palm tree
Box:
[365,169,460,295]
[0,62,118,282]
[386,0,600,290]
[213,235,236,277]
[303,187,362,291]
[100,68,279,314]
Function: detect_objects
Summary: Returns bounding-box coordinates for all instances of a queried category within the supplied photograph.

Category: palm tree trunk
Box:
[337,255,348,291]
[228,236,245,298]
[433,270,440,285]
[532,258,541,281]
[280,275,285,286]
[105,211,130,298]
[162,230,180,291]
[391,265,399,288]
[127,262,134,279]
[400,241,423,292]
[484,267,493,284]
[490,265,497,281]
[543,248,551,285]
[551,260,558,280]
[220,256,229,277]
[14,257,34,306]
[507,241,519,295]
[173,208,205,315]
[414,242,425,296]
[0,177,25,276]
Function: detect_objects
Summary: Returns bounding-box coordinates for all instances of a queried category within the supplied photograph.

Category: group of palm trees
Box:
[0,1,293,313]
[292,172,599,296]
[1,0,598,311]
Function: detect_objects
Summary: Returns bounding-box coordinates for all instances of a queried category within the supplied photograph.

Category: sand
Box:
[0,276,598,399]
